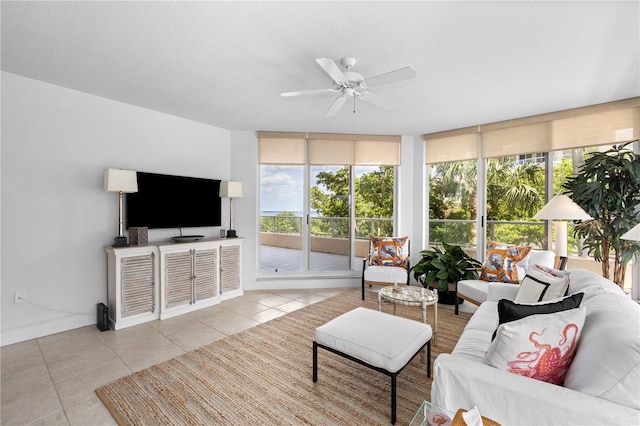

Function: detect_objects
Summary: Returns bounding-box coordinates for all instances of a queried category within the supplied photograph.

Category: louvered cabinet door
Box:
[194,248,217,301]
[164,251,193,308]
[120,253,155,318]
[220,244,241,293]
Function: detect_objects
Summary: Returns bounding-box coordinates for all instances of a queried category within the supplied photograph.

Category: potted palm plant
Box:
[563,141,640,288]
[411,242,482,304]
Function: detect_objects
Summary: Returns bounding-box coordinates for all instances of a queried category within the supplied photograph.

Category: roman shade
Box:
[424,127,478,164]
[257,132,307,165]
[424,97,640,163]
[482,122,549,158]
[258,131,400,166]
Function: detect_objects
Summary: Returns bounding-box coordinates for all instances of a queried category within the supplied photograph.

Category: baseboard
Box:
[1,314,94,347]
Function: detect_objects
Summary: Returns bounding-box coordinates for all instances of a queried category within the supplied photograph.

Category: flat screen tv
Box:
[126,172,222,229]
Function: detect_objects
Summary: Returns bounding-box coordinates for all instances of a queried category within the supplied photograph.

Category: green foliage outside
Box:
[310,166,394,238]
[262,166,394,238]
[429,157,547,247]
[260,211,302,234]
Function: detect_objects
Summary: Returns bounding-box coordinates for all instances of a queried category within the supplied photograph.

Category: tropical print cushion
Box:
[369,236,409,268]
[480,242,531,283]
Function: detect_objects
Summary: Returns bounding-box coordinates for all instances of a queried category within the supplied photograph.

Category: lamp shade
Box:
[104,169,138,193]
[533,195,592,220]
[220,181,243,198]
[621,223,640,241]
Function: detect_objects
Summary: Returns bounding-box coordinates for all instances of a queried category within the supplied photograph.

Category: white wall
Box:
[229,131,258,287]
[399,135,426,284]
[0,72,428,344]
[1,72,231,345]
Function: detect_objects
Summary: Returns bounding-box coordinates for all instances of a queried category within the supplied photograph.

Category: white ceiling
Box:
[2,1,639,136]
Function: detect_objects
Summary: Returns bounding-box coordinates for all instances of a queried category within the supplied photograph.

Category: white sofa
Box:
[432,268,640,425]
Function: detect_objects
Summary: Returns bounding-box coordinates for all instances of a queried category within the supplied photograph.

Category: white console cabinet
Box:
[106,238,243,329]
[105,245,160,330]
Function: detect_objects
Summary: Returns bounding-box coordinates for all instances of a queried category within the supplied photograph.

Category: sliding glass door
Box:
[258,132,400,276]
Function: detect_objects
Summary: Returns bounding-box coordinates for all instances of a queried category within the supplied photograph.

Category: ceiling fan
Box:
[281,57,416,117]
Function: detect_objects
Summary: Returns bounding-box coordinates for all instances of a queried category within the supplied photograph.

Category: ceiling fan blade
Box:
[325,95,348,117]
[359,92,398,111]
[363,66,416,88]
[281,88,339,97]
[316,57,348,84]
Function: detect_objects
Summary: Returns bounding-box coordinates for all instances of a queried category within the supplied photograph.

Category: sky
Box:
[260,165,379,212]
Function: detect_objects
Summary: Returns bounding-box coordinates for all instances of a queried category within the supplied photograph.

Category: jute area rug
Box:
[96,288,471,425]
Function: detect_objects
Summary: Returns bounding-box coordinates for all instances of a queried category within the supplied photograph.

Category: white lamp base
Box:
[554,220,568,258]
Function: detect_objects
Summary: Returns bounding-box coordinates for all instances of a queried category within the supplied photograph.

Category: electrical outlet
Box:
[14,292,25,304]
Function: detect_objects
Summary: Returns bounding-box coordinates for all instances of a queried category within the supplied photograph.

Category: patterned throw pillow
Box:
[514,265,571,303]
[485,307,586,385]
[479,243,531,283]
[369,236,409,268]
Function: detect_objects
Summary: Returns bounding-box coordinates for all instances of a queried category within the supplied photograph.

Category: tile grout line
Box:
[33,338,70,426]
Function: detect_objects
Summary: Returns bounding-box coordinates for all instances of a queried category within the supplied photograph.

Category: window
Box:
[425,98,640,288]
[260,165,304,272]
[258,132,399,274]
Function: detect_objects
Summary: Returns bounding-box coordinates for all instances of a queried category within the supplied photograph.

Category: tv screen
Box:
[126,172,222,229]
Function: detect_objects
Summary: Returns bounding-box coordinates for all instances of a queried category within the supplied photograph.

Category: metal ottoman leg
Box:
[313,341,318,382]
[391,373,397,424]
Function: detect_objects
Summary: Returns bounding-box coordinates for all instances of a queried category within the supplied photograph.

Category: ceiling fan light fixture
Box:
[343,71,364,86]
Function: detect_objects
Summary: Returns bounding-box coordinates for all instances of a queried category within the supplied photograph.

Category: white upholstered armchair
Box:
[361,236,410,300]
[455,246,567,314]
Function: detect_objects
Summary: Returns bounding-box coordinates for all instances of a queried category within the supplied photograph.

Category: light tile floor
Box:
[0,287,349,426]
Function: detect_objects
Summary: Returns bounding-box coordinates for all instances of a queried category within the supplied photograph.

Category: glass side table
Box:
[410,401,455,426]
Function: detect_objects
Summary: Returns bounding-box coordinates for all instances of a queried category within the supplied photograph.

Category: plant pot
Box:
[428,285,464,305]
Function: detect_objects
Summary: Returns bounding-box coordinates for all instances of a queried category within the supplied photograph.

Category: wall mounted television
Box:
[126,172,222,229]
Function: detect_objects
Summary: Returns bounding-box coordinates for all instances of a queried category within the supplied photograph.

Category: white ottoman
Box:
[313,307,432,424]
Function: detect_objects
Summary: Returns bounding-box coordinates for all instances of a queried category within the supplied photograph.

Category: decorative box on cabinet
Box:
[158,241,222,319]
[105,245,160,330]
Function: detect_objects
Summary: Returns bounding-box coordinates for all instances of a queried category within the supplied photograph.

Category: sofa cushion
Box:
[369,236,408,268]
[363,265,408,284]
[480,242,531,283]
[457,279,491,304]
[563,293,640,409]
[452,301,497,361]
[516,249,557,278]
[492,293,584,340]
[485,307,586,385]
[514,265,570,303]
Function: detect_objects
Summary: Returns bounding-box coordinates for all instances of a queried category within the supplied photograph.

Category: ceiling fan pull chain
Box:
[353,95,356,114]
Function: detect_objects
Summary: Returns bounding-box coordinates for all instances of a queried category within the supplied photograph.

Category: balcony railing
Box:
[428,218,585,255]
[260,214,393,239]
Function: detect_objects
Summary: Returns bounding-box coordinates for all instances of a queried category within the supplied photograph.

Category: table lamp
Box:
[220,181,243,238]
[104,168,138,247]
[533,195,592,257]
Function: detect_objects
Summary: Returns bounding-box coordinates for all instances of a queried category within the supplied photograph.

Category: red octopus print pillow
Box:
[484,307,586,385]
